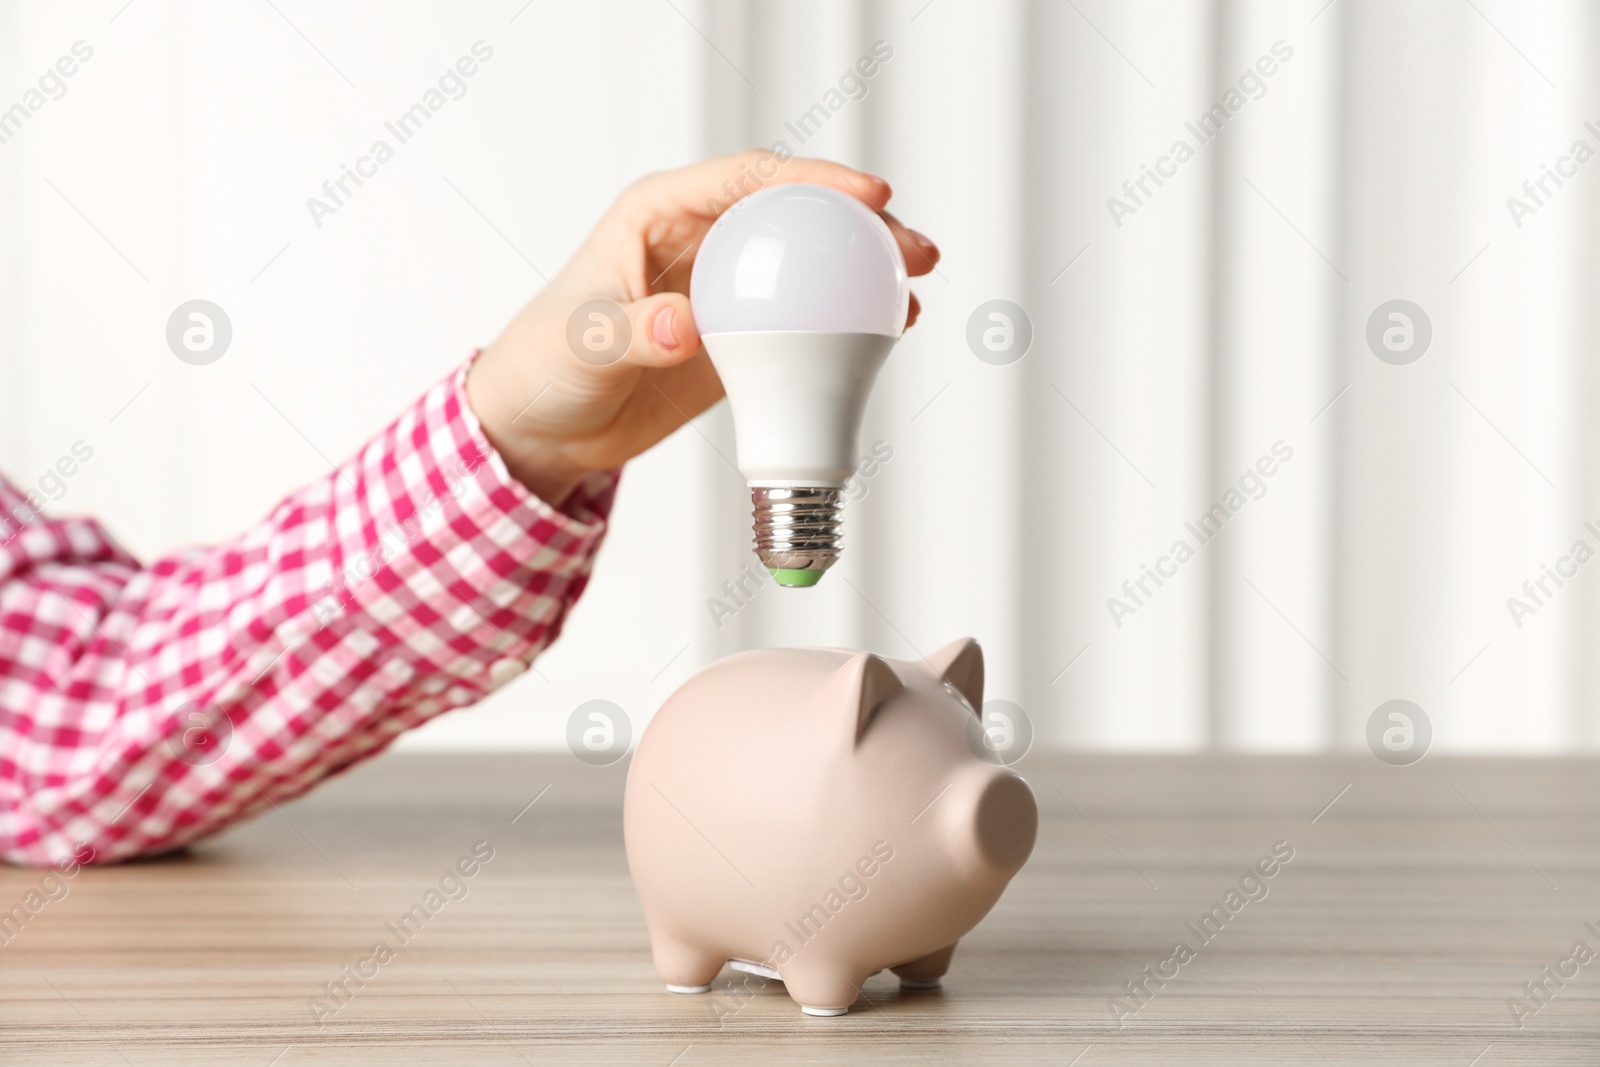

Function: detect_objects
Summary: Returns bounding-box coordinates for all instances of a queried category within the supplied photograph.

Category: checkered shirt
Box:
[0,361,615,866]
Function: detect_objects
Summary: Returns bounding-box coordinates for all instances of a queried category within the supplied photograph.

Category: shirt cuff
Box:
[301,356,619,719]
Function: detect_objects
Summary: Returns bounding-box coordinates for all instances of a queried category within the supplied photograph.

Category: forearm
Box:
[0,358,616,866]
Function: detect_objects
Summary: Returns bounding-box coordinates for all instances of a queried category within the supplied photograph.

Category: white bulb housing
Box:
[691,183,910,587]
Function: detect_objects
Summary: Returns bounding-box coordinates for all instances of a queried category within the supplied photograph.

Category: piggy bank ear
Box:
[926,638,983,713]
[825,653,905,745]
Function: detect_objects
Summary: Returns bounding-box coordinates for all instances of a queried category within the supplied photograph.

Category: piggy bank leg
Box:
[781,963,869,1017]
[650,933,725,994]
[891,941,958,989]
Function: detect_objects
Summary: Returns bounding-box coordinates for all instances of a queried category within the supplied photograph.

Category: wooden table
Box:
[4,753,1597,1064]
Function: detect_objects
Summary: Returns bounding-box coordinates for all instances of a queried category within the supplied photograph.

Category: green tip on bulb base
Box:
[770,568,825,588]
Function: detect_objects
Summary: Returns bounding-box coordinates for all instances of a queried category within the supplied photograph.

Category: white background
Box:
[2,0,1597,753]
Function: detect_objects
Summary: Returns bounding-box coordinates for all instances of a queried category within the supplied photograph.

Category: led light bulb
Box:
[691,183,909,588]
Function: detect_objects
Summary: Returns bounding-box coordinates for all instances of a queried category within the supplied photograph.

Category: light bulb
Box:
[691,183,909,587]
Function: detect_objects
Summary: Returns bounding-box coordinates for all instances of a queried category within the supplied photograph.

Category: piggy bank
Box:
[623,638,1037,1016]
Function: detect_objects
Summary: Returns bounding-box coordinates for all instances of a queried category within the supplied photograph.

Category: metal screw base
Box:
[751,487,843,578]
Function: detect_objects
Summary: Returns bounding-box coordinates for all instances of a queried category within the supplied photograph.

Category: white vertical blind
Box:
[1,0,1595,752]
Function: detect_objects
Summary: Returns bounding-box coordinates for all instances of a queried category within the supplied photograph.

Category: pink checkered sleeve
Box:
[0,359,617,866]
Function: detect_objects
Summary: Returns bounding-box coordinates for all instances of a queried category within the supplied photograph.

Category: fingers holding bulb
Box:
[636,151,891,222]
[881,209,940,278]
[628,152,937,334]
[880,211,931,332]
[633,153,935,338]
[730,152,893,213]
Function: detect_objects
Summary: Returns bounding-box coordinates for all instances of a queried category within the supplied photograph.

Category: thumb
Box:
[621,292,700,369]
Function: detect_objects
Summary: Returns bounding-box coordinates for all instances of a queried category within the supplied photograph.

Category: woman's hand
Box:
[465,151,940,508]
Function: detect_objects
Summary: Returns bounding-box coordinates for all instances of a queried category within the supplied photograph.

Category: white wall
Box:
[2,0,1597,753]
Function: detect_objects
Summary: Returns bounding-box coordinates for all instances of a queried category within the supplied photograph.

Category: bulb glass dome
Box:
[691,184,909,336]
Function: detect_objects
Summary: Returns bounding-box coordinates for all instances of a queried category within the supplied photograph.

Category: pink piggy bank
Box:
[623,638,1037,1016]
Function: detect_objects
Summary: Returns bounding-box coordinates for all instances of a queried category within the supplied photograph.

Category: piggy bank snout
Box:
[970,770,1037,871]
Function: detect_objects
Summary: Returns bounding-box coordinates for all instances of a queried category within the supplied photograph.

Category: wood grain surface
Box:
[3,752,1598,1064]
